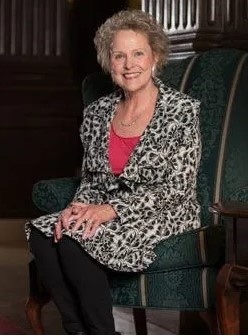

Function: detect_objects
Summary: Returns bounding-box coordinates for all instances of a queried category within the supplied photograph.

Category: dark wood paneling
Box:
[0,0,67,57]
[0,0,128,217]
[0,63,82,217]
[0,0,79,217]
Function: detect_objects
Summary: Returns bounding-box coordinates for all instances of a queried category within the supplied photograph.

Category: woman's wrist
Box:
[102,204,117,220]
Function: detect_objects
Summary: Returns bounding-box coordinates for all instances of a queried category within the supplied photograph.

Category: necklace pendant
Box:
[120,120,136,127]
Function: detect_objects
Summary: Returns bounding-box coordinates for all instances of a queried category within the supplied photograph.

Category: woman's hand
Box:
[54,202,117,242]
[54,206,75,242]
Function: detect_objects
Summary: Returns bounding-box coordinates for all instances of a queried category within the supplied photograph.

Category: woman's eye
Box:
[114,54,124,60]
[134,51,144,57]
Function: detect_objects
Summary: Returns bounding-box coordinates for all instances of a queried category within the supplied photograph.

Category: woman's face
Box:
[110,29,157,93]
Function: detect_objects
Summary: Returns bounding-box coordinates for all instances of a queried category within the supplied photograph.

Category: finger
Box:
[53,228,58,243]
[81,221,92,239]
[60,214,71,230]
[54,230,62,243]
[60,208,74,230]
[54,221,62,242]
[87,222,101,239]
[82,220,99,239]
[71,217,87,232]
[70,207,90,232]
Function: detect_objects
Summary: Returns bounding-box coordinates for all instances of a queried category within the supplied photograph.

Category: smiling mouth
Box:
[123,72,141,79]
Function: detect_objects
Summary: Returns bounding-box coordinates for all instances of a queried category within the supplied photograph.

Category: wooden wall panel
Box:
[0,0,128,217]
[0,67,82,217]
[0,90,81,217]
[0,0,66,57]
[0,0,80,217]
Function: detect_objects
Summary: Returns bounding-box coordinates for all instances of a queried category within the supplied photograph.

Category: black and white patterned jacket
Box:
[27,79,201,272]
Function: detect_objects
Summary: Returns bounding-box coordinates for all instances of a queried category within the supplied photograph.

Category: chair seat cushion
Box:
[110,266,218,310]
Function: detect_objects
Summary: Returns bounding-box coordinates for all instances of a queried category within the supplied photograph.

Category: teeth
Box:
[124,73,140,79]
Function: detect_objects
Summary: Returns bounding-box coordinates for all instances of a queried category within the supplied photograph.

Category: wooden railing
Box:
[142,0,248,58]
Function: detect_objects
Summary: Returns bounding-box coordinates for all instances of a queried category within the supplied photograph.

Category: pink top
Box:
[109,124,141,175]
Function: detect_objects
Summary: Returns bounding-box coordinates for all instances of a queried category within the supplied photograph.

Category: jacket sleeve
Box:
[108,102,201,221]
[71,105,100,204]
[71,157,95,204]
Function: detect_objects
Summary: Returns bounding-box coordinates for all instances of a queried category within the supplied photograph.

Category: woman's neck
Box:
[112,81,158,136]
[121,82,158,116]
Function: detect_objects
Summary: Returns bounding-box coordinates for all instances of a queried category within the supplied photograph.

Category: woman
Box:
[26,9,201,335]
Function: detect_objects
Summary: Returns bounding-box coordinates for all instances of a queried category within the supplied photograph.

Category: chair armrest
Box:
[32,177,81,214]
[209,200,248,264]
[210,201,248,218]
[209,186,248,218]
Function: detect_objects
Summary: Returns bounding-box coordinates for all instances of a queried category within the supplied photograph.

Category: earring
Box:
[152,64,156,78]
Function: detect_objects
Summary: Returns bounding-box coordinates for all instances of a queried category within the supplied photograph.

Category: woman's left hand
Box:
[65,202,117,239]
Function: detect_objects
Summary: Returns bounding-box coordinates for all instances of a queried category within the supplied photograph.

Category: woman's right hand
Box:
[54,206,78,242]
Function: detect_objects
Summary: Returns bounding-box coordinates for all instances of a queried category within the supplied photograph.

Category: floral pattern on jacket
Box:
[26,78,202,272]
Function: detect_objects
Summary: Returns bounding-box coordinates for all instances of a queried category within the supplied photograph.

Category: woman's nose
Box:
[124,55,134,69]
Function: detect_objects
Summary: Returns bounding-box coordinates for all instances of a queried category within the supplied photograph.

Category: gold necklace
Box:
[120,115,141,127]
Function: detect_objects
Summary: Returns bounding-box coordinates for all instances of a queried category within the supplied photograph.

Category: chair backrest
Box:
[82,48,248,226]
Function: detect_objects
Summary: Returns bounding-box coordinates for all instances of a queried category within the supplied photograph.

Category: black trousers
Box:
[29,227,116,335]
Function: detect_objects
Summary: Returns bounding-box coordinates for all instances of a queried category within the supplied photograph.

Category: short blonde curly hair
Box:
[94,10,169,74]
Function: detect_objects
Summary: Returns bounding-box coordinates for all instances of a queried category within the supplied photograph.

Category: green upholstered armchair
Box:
[27,48,248,334]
